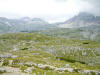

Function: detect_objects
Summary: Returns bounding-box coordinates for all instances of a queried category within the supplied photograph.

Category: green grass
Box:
[0,33,100,74]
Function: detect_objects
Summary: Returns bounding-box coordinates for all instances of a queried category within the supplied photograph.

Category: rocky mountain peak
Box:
[66,12,95,22]
[59,12,100,28]
[32,18,42,21]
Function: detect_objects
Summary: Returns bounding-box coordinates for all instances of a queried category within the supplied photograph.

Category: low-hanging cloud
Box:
[0,0,99,22]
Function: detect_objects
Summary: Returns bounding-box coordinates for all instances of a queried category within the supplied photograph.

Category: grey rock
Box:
[9,60,13,65]
[55,68,74,72]
[65,64,69,68]
[11,55,18,58]
[37,64,56,70]
[24,62,37,67]
[0,53,17,58]
[0,68,6,73]
[80,70,100,75]
[24,67,34,73]
[58,12,100,28]
[0,53,12,58]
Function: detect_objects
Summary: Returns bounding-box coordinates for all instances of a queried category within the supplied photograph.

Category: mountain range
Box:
[0,12,100,33]
[0,17,51,33]
[58,12,100,28]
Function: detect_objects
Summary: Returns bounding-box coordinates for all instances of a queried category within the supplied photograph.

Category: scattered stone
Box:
[66,68,74,72]
[44,72,47,75]
[65,64,69,68]
[0,53,12,58]
[24,62,33,67]
[13,46,18,51]
[0,68,6,73]
[37,64,56,70]
[29,40,33,43]
[9,60,13,65]
[79,70,91,74]
[74,68,82,73]
[79,70,100,75]
[24,62,37,67]
[33,73,36,75]
[82,51,87,56]
[18,63,24,66]
[55,68,68,72]
[0,60,4,66]
[32,53,40,55]
[55,68,74,72]
[0,53,17,58]
[11,55,18,58]
[88,63,94,66]
[92,70,100,75]
[1,66,21,73]
[24,67,34,73]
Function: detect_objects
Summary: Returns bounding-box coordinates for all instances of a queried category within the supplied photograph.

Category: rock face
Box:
[0,17,50,33]
[59,12,100,28]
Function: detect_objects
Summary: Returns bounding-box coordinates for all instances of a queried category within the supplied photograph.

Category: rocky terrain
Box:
[0,33,100,75]
[58,12,100,28]
[0,12,100,75]
[0,17,51,33]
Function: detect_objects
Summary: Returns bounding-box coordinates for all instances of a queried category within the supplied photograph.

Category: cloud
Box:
[0,0,99,22]
[83,0,100,16]
[0,0,78,14]
[0,0,80,16]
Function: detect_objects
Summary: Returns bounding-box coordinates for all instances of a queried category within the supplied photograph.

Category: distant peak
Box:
[0,17,8,20]
[32,18,43,21]
[78,12,94,17]
[20,17,31,21]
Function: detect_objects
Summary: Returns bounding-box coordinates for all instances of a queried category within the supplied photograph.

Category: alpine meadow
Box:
[0,0,100,75]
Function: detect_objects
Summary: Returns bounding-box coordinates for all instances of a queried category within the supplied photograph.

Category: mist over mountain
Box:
[0,12,100,34]
[0,17,51,33]
[59,12,100,28]
[0,0,100,75]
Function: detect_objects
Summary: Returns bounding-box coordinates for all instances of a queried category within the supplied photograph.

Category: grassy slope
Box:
[0,33,100,74]
[39,27,100,41]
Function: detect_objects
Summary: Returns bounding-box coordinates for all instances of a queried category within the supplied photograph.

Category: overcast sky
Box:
[0,0,99,23]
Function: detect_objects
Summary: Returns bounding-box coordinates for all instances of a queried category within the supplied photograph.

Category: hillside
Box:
[0,12,100,41]
[58,12,100,28]
[0,17,51,33]
[0,33,100,75]
[39,27,100,41]
[0,12,100,75]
